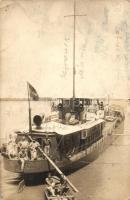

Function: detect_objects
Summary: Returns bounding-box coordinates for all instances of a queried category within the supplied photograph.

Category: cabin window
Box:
[63,135,73,154]
[81,130,88,139]
[57,132,81,158]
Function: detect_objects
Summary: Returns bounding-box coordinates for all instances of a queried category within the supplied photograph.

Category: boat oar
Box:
[38,146,79,193]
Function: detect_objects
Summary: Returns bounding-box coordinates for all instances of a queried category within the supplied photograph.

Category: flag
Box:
[27,82,39,100]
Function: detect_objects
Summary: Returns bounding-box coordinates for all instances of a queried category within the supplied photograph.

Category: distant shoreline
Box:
[0,98,128,101]
[0,98,56,101]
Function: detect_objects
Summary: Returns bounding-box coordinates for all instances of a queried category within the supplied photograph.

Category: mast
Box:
[65,0,86,107]
[27,83,32,133]
[73,0,76,99]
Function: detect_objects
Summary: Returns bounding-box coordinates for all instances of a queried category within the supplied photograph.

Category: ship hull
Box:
[3,121,124,174]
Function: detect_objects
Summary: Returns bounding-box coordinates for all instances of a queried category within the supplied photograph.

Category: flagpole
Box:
[108,94,110,115]
[27,82,32,133]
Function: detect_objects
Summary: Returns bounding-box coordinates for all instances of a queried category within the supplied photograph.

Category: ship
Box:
[1,98,125,175]
[1,0,125,186]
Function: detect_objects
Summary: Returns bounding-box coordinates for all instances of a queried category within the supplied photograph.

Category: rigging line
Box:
[57,136,64,148]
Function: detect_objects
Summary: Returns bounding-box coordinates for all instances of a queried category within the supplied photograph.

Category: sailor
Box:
[18,149,28,171]
[96,109,105,119]
[8,134,13,143]
[104,104,109,116]
[7,134,13,157]
[7,134,18,159]
[44,136,51,156]
[45,173,58,196]
[50,174,68,196]
[12,133,17,143]
[29,140,40,160]
[65,113,71,124]
[99,101,104,110]
[29,140,40,149]
[18,136,29,150]
[58,175,68,196]
[30,148,37,160]
[1,143,7,153]
[69,114,79,125]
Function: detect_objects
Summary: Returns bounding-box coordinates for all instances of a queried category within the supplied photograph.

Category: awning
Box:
[32,119,104,136]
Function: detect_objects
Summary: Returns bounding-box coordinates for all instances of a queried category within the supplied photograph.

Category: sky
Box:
[0,0,130,99]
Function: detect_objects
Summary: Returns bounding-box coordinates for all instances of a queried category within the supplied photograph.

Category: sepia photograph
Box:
[0,0,130,199]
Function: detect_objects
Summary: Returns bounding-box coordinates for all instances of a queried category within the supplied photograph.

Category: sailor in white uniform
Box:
[18,136,29,150]
[44,136,51,156]
[7,134,18,159]
[29,140,40,160]
[18,149,28,171]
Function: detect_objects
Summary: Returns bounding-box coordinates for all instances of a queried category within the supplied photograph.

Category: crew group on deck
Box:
[2,134,51,171]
